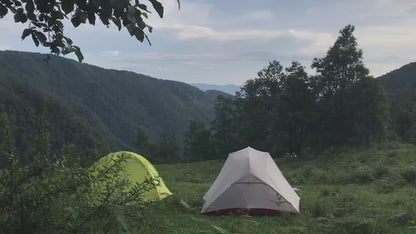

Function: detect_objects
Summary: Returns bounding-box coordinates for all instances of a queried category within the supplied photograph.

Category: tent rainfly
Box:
[90,151,172,201]
[201,147,300,215]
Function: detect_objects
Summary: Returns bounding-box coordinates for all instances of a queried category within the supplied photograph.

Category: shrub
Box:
[400,167,416,184]
[375,179,397,193]
[373,163,389,178]
[350,167,375,183]
[0,112,154,233]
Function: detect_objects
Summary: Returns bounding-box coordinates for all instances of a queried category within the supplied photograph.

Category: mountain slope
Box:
[191,83,240,95]
[379,62,416,98]
[0,50,221,151]
[0,80,122,158]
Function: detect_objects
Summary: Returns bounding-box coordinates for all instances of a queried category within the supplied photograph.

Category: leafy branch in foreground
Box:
[0,0,169,62]
[0,109,158,233]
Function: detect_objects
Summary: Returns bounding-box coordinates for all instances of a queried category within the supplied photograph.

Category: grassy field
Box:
[139,142,416,233]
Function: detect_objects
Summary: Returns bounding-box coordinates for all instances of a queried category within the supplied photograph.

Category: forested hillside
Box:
[379,62,416,99]
[378,63,416,144]
[0,51,223,155]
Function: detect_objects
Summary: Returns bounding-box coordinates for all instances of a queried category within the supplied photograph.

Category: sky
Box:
[1,0,416,86]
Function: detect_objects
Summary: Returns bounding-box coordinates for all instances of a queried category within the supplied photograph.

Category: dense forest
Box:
[0,51,227,162]
[182,25,416,162]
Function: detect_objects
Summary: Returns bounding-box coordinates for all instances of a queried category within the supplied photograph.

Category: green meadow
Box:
[139,142,416,234]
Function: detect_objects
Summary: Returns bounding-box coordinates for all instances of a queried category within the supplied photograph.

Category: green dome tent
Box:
[90,151,172,201]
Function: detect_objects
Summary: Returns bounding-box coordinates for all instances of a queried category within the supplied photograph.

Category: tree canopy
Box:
[0,0,172,62]
[181,25,392,160]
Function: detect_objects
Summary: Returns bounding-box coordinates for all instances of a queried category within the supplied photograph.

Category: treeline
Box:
[3,25,415,165]
[179,25,396,161]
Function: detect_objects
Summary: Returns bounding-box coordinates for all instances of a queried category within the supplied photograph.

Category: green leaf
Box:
[62,0,74,14]
[126,23,136,36]
[31,32,39,46]
[71,14,81,27]
[134,30,144,42]
[74,46,84,62]
[91,0,101,8]
[148,0,163,18]
[111,17,122,30]
[0,5,8,17]
[87,12,95,25]
[34,31,47,44]
[14,9,27,23]
[64,36,73,45]
[138,4,150,13]
[21,28,32,40]
[71,9,87,27]
[25,0,35,14]
[27,12,36,21]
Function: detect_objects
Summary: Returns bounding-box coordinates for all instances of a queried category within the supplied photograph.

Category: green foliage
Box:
[151,143,416,233]
[0,51,217,160]
[0,112,155,233]
[0,79,113,162]
[236,60,283,150]
[205,26,391,158]
[311,25,389,148]
[271,62,317,154]
[380,62,416,99]
[183,121,214,162]
[152,133,183,163]
[31,98,52,164]
[390,89,416,144]
[400,167,416,184]
[312,25,368,97]
[0,0,168,62]
[135,130,183,163]
[211,95,239,158]
[134,129,153,156]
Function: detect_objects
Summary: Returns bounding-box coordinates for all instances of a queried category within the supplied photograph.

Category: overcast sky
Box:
[1,0,416,85]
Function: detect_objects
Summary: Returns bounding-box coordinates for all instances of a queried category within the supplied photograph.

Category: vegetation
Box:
[0,111,162,233]
[3,104,416,233]
[0,50,221,162]
[0,0,169,62]
[147,142,416,233]
[380,62,416,144]
[184,25,392,161]
[1,23,416,233]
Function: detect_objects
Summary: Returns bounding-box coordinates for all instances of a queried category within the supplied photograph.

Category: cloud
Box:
[174,25,285,41]
[356,25,416,76]
[101,50,121,57]
[244,10,275,22]
[288,29,334,56]
[160,24,334,55]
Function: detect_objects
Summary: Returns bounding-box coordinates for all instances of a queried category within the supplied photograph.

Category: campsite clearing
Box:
[138,142,416,233]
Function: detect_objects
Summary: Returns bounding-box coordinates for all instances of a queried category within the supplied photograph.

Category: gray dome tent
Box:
[201,147,300,215]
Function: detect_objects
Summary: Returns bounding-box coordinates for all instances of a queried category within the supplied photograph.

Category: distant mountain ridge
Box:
[0,51,224,152]
[378,62,416,99]
[191,83,240,95]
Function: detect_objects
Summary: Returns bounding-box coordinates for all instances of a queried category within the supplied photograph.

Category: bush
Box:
[375,178,397,193]
[400,167,416,184]
[350,167,375,183]
[0,112,154,233]
[373,163,389,178]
